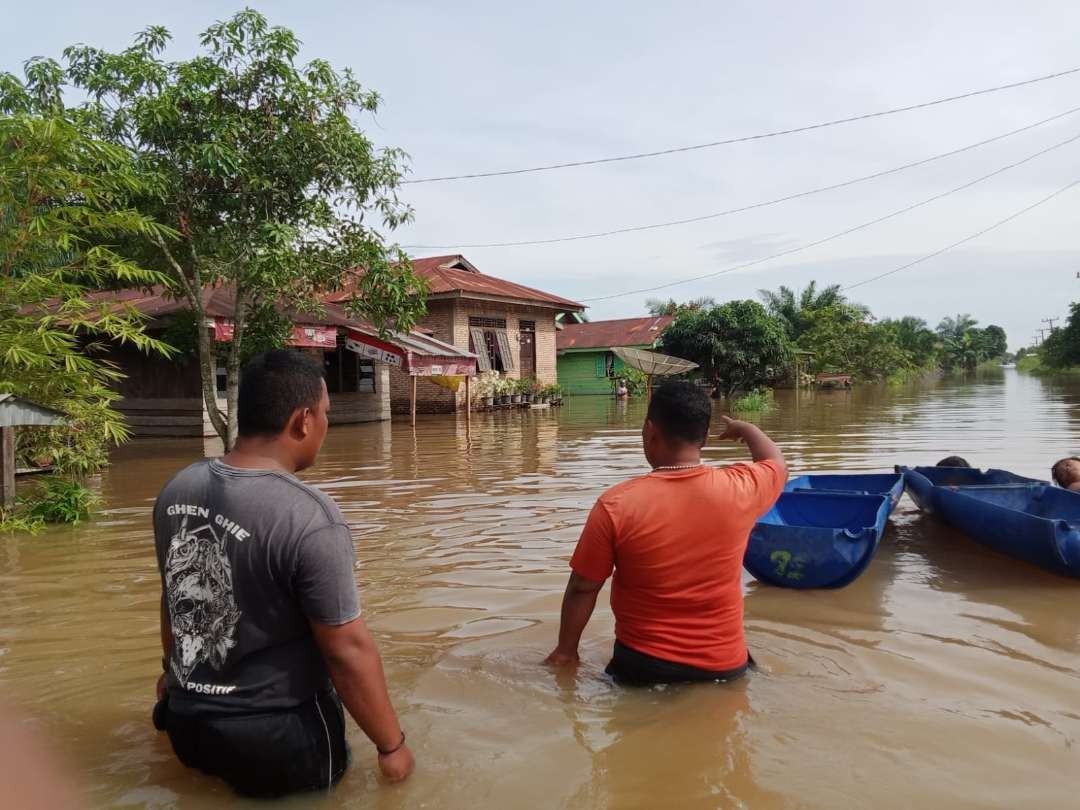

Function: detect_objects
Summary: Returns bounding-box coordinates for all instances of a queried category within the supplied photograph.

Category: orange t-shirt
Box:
[570,460,785,671]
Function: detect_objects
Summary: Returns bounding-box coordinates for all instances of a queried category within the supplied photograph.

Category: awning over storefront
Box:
[344,328,477,377]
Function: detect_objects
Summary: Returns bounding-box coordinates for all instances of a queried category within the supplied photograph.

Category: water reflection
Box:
[1,370,1079,808]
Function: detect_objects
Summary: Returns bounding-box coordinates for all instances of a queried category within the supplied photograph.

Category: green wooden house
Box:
[556,316,673,395]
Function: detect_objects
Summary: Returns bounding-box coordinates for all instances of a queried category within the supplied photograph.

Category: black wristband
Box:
[377,731,406,757]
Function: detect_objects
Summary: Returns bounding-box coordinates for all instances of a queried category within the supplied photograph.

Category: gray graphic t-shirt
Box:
[154,459,360,714]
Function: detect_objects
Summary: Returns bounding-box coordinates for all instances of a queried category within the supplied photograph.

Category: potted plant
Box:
[476,372,496,408]
[510,378,522,405]
[551,384,564,405]
[497,378,511,405]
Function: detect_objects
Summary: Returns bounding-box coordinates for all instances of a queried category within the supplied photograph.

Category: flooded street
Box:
[2,368,1079,809]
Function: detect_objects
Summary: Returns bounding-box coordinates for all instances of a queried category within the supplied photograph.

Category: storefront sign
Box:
[212,319,337,349]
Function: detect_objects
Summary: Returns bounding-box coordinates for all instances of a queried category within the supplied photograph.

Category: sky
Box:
[4,0,1079,350]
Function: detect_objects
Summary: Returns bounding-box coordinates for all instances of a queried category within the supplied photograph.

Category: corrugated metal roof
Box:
[556,316,673,351]
[0,394,66,427]
[332,255,585,311]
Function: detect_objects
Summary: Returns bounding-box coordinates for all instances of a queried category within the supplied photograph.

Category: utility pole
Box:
[1042,317,1060,332]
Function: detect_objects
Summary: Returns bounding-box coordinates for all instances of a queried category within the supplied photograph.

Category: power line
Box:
[578,129,1080,303]
[841,179,1080,291]
[402,65,1080,183]
[403,106,1080,249]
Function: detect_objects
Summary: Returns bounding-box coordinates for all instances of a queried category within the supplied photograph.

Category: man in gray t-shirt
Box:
[153,350,413,797]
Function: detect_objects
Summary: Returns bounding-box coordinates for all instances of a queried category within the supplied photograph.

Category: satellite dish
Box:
[611,346,697,376]
[611,347,698,399]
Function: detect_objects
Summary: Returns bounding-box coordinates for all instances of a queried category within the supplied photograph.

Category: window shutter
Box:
[494,329,516,370]
[595,354,606,378]
[470,328,492,372]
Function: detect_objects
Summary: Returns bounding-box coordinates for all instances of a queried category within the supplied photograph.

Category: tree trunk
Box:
[223,294,249,450]
[152,234,228,444]
[196,311,228,444]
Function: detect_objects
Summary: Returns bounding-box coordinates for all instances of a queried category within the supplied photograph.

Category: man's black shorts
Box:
[162,689,349,798]
[605,640,752,686]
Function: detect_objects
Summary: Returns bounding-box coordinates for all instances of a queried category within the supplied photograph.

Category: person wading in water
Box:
[545,380,787,685]
[153,350,414,797]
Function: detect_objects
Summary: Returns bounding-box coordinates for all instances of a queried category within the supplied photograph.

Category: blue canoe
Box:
[745,487,894,589]
[897,465,1044,513]
[900,467,1080,577]
[785,473,906,509]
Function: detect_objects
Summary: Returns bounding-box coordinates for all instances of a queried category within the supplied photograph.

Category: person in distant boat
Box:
[936,456,971,468]
[1051,457,1080,492]
[545,380,787,685]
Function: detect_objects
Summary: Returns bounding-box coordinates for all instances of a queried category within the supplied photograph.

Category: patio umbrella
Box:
[611,347,698,399]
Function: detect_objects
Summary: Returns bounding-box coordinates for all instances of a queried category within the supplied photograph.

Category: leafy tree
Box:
[1040,303,1080,369]
[1,114,172,519]
[935,314,1004,370]
[981,325,1008,359]
[644,296,716,316]
[877,316,941,369]
[659,300,791,398]
[2,10,429,447]
[758,281,868,341]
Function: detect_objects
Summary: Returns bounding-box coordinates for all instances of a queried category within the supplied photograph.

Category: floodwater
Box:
[2,368,1079,809]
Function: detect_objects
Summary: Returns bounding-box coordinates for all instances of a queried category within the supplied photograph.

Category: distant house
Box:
[89,286,475,436]
[333,255,585,413]
[556,316,673,395]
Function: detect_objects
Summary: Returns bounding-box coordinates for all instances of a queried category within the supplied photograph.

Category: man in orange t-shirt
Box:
[545,381,786,685]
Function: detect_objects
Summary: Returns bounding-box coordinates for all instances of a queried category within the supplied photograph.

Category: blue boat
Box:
[745,491,893,589]
[897,465,1044,513]
[900,467,1080,577]
[785,473,905,509]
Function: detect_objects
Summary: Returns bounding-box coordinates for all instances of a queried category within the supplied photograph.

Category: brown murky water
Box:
[2,368,1079,809]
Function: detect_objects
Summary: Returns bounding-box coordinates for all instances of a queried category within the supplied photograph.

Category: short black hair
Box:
[936,456,971,468]
[1052,457,1080,487]
[238,350,325,437]
[646,381,712,445]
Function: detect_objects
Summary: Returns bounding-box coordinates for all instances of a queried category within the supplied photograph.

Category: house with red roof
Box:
[92,254,584,432]
[339,255,585,413]
[556,315,673,395]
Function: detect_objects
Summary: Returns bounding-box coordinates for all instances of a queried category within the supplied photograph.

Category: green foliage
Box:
[1039,303,1080,370]
[758,282,868,341]
[731,388,772,412]
[0,512,45,534]
[660,300,791,398]
[644,296,715,316]
[935,315,1007,370]
[2,10,429,445]
[610,367,650,396]
[0,114,173,485]
[25,477,98,524]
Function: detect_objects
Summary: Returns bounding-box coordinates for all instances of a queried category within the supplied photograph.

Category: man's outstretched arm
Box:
[718,416,787,475]
[311,617,415,782]
[545,572,605,665]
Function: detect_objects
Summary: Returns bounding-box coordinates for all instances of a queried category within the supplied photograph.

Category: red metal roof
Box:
[80,285,368,328]
[556,316,673,351]
[331,255,584,311]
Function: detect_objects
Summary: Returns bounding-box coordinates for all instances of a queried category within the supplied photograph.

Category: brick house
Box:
[334,255,585,413]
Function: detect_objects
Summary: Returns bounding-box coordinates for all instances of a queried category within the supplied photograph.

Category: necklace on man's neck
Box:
[652,462,703,471]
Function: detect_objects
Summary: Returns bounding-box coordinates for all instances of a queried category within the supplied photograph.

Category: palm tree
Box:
[936,314,983,370]
[758,281,867,339]
[644,296,716,316]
